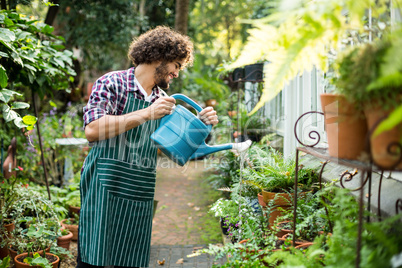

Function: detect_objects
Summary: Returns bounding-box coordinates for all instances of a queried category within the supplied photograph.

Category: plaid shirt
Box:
[83,67,161,127]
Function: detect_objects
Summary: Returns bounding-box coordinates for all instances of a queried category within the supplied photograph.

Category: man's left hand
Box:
[199,107,219,126]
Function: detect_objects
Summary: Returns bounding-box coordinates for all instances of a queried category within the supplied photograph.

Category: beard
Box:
[154,62,170,89]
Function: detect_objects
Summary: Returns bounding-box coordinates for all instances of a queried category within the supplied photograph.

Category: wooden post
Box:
[32,90,52,200]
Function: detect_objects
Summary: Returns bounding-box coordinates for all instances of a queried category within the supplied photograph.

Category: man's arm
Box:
[85,96,175,142]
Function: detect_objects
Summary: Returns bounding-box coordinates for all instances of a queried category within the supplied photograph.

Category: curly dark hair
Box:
[128,26,194,69]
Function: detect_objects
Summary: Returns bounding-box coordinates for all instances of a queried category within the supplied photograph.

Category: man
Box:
[78,26,218,268]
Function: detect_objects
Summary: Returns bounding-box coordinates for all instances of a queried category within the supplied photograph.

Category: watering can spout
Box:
[189,140,252,160]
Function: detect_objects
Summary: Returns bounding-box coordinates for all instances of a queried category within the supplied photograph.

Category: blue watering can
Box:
[151,94,252,166]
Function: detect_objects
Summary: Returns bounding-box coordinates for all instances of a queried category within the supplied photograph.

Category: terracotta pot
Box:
[69,205,81,216]
[258,192,291,227]
[274,221,293,238]
[9,247,50,262]
[261,191,292,206]
[205,99,217,107]
[60,219,78,241]
[365,106,402,170]
[320,93,368,160]
[0,221,15,258]
[57,231,73,250]
[228,110,237,118]
[14,252,59,268]
[295,242,314,250]
[282,233,310,245]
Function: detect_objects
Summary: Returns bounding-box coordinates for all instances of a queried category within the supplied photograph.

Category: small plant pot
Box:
[282,233,309,245]
[57,231,74,250]
[227,110,237,117]
[220,217,230,236]
[0,221,15,259]
[259,191,292,227]
[365,106,402,170]
[275,221,293,237]
[14,252,59,268]
[9,247,50,263]
[205,99,217,107]
[261,191,292,206]
[61,219,78,241]
[295,242,314,250]
[320,93,368,160]
[68,205,81,216]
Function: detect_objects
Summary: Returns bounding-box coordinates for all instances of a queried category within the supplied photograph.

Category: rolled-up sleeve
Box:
[83,77,118,128]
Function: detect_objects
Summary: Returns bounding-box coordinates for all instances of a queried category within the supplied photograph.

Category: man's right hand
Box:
[146,96,176,120]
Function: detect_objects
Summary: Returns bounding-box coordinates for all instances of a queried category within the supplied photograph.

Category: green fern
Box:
[227,0,397,114]
[367,72,402,91]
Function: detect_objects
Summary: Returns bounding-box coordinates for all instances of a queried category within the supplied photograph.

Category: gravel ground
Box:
[59,241,78,268]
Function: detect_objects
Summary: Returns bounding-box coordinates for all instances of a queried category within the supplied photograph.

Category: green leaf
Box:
[2,104,19,122]
[0,28,16,42]
[11,51,23,66]
[23,115,37,126]
[49,100,57,107]
[0,66,8,88]
[373,105,402,137]
[16,31,32,41]
[3,16,14,27]
[0,51,8,58]
[0,255,11,268]
[13,117,28,128]
[23,257,32,264]
[11,101,30,109]
[0,89,22,103]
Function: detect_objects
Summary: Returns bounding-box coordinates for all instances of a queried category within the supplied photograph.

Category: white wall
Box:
[263,68,327,158]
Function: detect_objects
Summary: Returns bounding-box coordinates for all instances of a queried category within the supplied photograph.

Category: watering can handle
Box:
[171,94,203,113]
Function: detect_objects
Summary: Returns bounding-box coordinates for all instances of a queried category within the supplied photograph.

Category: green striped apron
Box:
[79,86,160,267]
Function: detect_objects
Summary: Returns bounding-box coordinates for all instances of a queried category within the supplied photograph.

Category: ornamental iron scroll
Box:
[339,170,370,192]
[294,111,324,147]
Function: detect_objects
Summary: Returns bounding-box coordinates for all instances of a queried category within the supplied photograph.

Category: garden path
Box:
[60,157,226,268]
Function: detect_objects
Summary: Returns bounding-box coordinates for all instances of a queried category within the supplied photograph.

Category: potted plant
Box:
[14,252,59,268]
[333,29,402,169]
[6,187,61,261]
[60,213,79,241]
[274,189,332,243]
[209,198,239,236]
[0,173,22,258]
[65,184,80,217]
[320,92,369,160]
[231,104,270,142]
[242,146,318,226]
[56,228,73,250]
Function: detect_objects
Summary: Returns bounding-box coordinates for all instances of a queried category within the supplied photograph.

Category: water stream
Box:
[237,150,249,237]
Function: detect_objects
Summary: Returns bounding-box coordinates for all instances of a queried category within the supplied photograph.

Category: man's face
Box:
[154,60,184,89]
